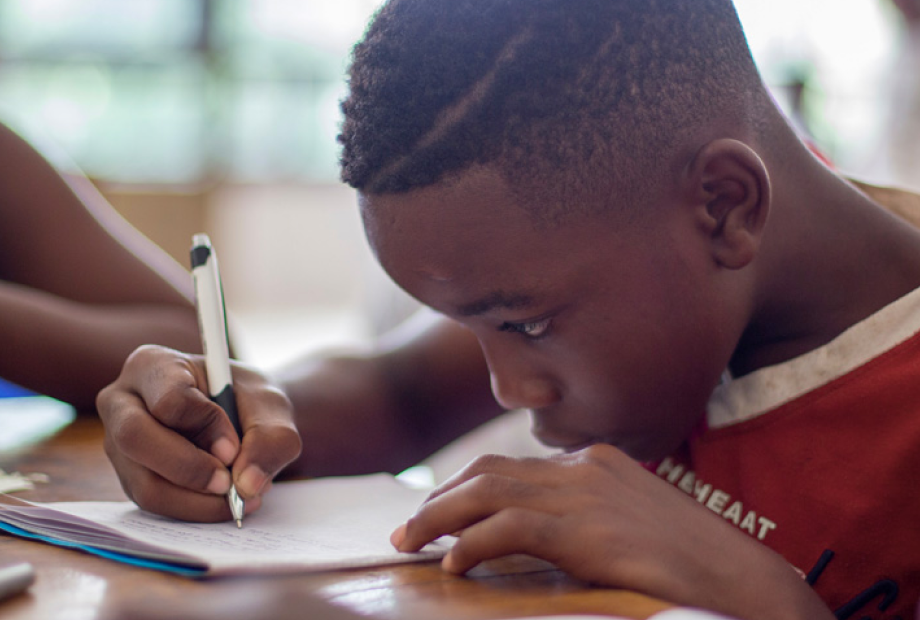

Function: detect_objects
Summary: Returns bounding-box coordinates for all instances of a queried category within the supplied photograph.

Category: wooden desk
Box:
[0,416,673,619]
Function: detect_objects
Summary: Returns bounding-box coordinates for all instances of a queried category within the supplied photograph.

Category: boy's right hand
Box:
[96,345,302,522]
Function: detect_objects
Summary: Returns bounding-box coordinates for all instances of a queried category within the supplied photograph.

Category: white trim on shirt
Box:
[707,284,920,429]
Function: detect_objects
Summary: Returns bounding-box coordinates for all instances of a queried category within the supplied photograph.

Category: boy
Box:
[96,1,920,618]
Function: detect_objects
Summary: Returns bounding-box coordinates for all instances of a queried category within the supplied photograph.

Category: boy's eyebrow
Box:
[456,291,535,317]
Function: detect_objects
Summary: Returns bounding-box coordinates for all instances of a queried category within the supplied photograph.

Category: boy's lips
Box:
[530,410,627,453]
[531,427,604,453]
[560,440,600,454]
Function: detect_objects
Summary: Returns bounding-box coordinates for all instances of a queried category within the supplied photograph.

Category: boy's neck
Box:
[730,151,920,378]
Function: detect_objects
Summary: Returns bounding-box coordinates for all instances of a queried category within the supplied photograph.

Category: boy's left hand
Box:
[391,445,832,620]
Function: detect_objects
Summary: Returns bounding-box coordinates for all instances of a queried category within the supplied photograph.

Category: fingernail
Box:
[237,464,268,497]
[441,552,457,573]
[390,523,407,549]
[211,437,236,466]
[207,468,231,494]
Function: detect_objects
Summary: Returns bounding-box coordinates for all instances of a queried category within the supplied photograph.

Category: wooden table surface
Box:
[0,415,674,620]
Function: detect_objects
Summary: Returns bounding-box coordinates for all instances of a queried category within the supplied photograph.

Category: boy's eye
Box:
[498,317,552,339]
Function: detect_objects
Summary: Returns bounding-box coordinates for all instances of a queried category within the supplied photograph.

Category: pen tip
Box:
[236,519,242,529]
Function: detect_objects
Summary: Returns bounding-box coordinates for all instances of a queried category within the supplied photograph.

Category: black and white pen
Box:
[190,233,244,528]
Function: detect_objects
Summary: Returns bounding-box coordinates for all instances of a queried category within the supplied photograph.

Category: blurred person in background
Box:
[876,0,920,189]
[0,120,202,410]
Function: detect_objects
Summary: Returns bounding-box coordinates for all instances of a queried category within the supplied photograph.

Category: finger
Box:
[397,473,555,552]
[135,352,240,463]
[229,378,302,499]
[441,507,565,574]
[106,440,264,523]
[102,387,232,496]
[429,452,578,502]
[127,467,235,522]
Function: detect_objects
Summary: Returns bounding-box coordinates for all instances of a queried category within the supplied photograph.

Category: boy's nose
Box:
[489,368,559,411]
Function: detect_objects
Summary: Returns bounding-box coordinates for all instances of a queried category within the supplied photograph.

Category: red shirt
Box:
[653,286,920,619]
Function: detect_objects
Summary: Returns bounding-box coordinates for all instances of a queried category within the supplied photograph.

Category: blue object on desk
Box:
[0,379,75,451]
[0,378,34,399]
[0,521,205,577]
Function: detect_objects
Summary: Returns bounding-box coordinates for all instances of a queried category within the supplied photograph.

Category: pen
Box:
[190,233,245,529]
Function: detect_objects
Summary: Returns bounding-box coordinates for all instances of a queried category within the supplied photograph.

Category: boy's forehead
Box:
[360,167,528,249]
[359,164,628,245]
[358,167,660,308]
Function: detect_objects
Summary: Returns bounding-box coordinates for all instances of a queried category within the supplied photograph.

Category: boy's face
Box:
[361,167,741,461]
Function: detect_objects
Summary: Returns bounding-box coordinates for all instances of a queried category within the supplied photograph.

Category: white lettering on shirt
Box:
[655,457,778,541]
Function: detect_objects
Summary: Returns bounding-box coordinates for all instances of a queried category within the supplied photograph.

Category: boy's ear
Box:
[683,139,771,270]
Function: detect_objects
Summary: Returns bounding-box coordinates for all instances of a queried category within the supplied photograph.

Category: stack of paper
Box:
[0,473,449,576]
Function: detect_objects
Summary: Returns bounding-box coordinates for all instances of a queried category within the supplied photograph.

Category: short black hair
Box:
[339,0,769,220]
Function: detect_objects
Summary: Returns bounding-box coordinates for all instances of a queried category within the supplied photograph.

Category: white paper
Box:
[0,473,450,575]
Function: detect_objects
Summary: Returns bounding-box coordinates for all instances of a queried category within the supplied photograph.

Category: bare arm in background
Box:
[0,122,201,410]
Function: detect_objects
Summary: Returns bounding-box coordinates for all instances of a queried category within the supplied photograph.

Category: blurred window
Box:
[0,0,905,184]
[735,0,901,174]
[0,0,381,184]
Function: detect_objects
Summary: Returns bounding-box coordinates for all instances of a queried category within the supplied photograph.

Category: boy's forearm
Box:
[276,353,426,476]
[276,351,502,477]
[275,315,503,477]
[698,542,835,620]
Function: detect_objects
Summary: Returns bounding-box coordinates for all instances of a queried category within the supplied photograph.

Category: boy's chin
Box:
[553,438,666,463]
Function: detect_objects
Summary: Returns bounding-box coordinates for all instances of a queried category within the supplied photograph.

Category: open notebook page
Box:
[0,473,450,576]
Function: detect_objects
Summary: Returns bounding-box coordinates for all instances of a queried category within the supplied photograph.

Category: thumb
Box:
[230,378,302,499]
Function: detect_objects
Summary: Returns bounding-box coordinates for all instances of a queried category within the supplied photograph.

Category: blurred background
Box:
[1,0,918,370]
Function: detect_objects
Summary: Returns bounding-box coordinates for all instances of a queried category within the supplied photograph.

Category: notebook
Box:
[0,473,449,577]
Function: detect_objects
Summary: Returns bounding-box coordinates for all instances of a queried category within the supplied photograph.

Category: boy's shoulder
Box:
[849,178,920,227]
